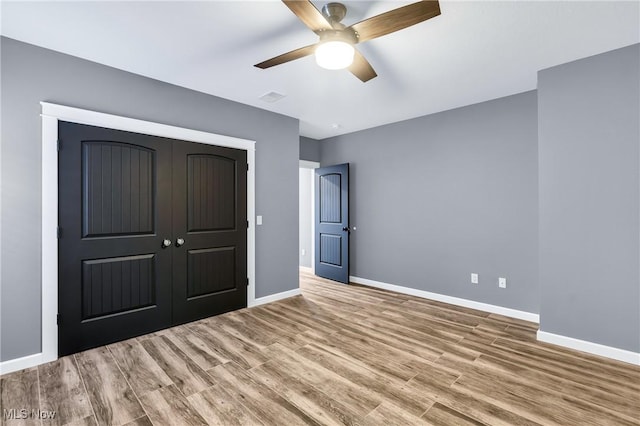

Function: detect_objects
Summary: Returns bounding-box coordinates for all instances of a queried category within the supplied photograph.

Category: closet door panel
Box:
[171,141,247,324]
[58,122,173,356]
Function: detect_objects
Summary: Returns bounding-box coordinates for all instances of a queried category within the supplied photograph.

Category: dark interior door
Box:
[314,163,350,283]
[58,122,173,356]
[58,121,247,356]
[171,141,247,324]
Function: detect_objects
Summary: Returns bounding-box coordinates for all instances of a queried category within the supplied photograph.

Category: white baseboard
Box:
[349,275,540,323]
[537,330,640,366]
[0,352,48,376]
[249,288,301,307]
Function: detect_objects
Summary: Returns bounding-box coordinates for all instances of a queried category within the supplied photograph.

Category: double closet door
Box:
[58,121,247,356]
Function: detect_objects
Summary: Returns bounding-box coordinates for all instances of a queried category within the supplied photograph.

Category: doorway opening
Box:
[299,160,319,274]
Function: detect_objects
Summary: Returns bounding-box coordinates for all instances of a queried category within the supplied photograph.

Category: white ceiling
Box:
[1,1,638,139]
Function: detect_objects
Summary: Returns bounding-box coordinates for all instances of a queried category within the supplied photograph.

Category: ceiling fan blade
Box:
[349,49,377,82]
[282,0,333,33]
[348,0,441,43]
[255,44,317,69]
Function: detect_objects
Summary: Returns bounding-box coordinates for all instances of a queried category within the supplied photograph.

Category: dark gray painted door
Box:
[171,141,247,324]
[314,163,350,283]
[58,121,247,356]
[58,122,173,356]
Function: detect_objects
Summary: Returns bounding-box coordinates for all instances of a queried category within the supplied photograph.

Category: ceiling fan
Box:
[255,0,441,82]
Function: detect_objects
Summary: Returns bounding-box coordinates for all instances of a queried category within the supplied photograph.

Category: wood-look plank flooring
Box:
[2,270,639,425]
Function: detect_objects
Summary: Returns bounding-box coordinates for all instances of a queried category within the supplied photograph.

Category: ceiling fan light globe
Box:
[315,41,354,70]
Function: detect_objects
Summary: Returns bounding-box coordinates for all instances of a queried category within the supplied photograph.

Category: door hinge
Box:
[247,163,249,171]
[57,139,62,151]
[56,313,61,325]
[57,227,62,239]
[247,220,249,228]
[246,278,249,287]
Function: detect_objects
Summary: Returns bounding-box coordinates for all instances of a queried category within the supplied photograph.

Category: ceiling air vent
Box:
[259,91,286,103]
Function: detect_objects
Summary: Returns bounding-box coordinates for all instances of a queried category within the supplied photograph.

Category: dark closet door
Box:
[58,122,248,356]
[58,122,173,356]
[171,141,247,324]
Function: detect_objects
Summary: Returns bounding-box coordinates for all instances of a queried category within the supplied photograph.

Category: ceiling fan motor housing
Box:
[318,28,358,45]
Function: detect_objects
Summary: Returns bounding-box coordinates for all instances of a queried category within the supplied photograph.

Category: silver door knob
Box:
[161,239,172,248]
[176,238,185,247]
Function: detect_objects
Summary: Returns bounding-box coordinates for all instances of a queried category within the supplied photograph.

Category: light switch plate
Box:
[499,277,507,288]
[471,273,479,284]
[256,215,263,225]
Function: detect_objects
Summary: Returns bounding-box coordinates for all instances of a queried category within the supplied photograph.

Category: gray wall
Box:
[0,37,300,361]
[299,168,313,268]
[300,137,321,162]
[321,91,539,313]
[538,44,640,352]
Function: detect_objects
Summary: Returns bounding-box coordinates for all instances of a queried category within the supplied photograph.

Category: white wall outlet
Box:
[256,215,263,225]
[471,273,479,284]
[301,249,306,256]
[499,277,507,288]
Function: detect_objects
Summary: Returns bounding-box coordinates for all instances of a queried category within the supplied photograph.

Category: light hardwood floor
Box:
[2,270,639,425]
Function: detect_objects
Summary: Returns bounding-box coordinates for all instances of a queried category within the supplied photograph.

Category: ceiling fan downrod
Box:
[321,2,347,26]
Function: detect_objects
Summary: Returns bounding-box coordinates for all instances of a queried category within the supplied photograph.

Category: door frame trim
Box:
[40,102,256,365]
